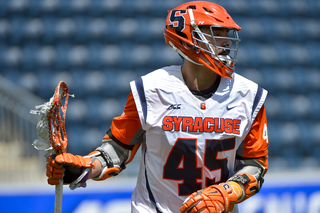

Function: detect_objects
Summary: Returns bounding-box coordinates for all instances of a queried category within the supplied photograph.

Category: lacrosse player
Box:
[46,1,269,212]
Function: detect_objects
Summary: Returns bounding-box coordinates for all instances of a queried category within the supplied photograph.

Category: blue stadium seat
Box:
[306,69,320,92]
[70,0,90,14]
[66,124,87,155]
[273,68,295,92]
[308,0,320,18]
[55,43,72,69]
[274,94,295,120]
[67,98,88,123]
[87,18,108,41]
[39,0,61,15]
[133,0,153,14]
[268,157,289,171]
[56,0,72,16]
[237,42,261,67]
[117,18,139,40]
[8,17,25,44]
[295,120,314,154]
[55,18,76,41]
[256,43,280,66]
[84,96,103,125]
[290,95,312,118]
[0,1,10,17]
[83,70,107,94]
[3,46,23,68]
[311,145,320,163]
[280,146,303,168]
[67,45,89,68]
[300,156,320,169]
[8,0,30,15]
[19,72,40,94]
[51,71,75,92]
[130,44,152,67]
[0,19,12,41]
[236,18,264,41]
[68,69,87,98]
[249,0,280,16]
[287,44,309,66]
[310,122,320,145]
[307,93,320,121]
[148,18,166,41]
[1,69,21,85]
[98,0,124,16]
[35,69,55,98]
[219,0,250,16]
[87,43,102,69]
[291,67,309,93]
[290,18,320,42]
[82,127,106,151]
[258,67,276,93]
[280,0,309,17]
[98,98,123,122]
[22,44,39,70]
[23,18,45,41]
[99,44,122,67]
[72,17,89,43]
[266,121,281,153]
[36,45,57,68]
[264,95,281,120]
[151,43,182,68]
[306,42,320,67]
[41,17,57,43]
[275,42,291,66]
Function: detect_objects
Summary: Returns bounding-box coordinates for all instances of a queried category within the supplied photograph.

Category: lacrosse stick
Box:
[31,81,73,213]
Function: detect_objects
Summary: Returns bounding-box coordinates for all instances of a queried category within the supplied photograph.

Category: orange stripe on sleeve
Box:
[242,105,269,170]
[103,91,141,145]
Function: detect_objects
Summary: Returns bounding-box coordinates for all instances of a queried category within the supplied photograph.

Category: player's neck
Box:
[181,61,219,92]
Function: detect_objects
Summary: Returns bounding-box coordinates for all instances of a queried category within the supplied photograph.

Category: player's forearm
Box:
[88,159,102,179]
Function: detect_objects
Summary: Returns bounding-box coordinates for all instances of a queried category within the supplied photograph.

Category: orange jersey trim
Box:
[103,91,141,145]
[241,105,269,171]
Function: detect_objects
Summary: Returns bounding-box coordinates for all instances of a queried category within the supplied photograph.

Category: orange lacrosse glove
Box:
[180,182,241,213]
[46,153,96,185]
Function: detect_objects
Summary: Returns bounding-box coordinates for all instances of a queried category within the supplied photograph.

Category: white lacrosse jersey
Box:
[108,65,268,213]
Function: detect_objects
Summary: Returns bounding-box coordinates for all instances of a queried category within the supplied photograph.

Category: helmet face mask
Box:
[164,1,242,78]
[192,26,240,71]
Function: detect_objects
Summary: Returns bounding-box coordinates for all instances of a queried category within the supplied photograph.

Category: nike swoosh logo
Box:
[226,106,236,110]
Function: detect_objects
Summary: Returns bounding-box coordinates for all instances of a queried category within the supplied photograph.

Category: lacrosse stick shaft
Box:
[54,181,63,213]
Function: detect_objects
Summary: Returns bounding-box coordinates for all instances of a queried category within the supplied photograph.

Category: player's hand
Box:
[180,183,238,213]
[46,153,96,185]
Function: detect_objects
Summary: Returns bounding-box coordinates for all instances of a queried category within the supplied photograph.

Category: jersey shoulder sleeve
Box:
[231,73,268,123]
[103,91,142,146]
[238,104,269,160]
[129,65,184,130]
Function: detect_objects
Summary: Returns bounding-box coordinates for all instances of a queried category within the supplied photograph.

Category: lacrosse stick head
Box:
[33,81,71,154]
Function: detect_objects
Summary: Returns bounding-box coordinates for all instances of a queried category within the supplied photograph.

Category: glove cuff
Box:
[69,168,90,190]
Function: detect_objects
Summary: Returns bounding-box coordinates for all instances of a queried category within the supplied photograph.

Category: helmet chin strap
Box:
[169,41,204,66]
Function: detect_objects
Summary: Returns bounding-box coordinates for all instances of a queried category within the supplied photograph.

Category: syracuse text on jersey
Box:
[162,116,241,134]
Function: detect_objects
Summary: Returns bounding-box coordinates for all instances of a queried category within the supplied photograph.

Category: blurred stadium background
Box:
[0,0,319,212]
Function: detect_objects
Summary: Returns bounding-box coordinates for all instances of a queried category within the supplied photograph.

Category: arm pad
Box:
[91,139,131,181]
[227,158,267,203]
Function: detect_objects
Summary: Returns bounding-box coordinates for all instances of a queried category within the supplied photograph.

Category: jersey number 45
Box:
[163,138,236,196]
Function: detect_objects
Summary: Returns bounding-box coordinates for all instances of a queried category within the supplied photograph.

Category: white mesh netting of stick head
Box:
[31,81,73,155]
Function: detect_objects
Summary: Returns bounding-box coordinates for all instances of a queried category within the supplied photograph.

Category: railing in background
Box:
[0,74,45,183]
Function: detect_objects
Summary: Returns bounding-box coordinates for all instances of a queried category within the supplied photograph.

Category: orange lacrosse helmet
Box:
[164,1,242,78]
